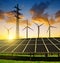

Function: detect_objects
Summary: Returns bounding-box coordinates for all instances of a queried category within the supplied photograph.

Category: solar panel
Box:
[0,38,60,54]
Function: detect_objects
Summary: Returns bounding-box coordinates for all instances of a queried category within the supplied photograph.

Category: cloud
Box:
[20,20,33,26]
[0,10,5,21]
[30,1,50,25]
[0,9,32,27]
[30,1,50,18]
[0,10,26,24]
[54,10,60,23]
[32,15,49,26]
[4,11,32,26]
[4,11,16,24]
[32,15,60,26]
[30,2,60,26]
[55,10,60,18]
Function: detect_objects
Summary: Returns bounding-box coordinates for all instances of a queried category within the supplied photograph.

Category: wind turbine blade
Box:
[39,23,43,26]
[9,26,13,30]
[28,27,33,31]
[3,25,8,30]
[23,27,27,30]
[3,25,13,30]
[50,26,56,28]
[34,23,38,26]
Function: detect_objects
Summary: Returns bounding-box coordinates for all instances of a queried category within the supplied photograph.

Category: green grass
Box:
[0,53,59,57]
[0,60,60,63]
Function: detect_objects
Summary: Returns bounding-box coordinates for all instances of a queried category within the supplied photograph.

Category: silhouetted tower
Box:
[4,26,13,39]
[47,20,56,38]
[14,4,22,39]
[23,20,33,38]
[35,23,43,38]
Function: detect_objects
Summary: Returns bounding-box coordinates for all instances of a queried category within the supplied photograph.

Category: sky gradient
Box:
[0,0,60,39]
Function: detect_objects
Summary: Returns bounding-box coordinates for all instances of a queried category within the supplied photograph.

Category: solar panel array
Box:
[0,38,60,54]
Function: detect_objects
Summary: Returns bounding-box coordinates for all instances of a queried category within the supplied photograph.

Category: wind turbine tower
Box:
[23,20,33,38]
[35,23,43,38]
[4,26,13,39]
[47,20,56,38]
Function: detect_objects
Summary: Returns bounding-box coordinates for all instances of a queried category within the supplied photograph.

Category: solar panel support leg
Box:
[33,53,35,57]
[30,53,32,61]
[45,53,48,57]
[12,53,13,56]
[58,53,60,57]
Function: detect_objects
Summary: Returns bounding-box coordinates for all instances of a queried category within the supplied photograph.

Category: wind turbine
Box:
[35,23,43,38]
[47,20,56,38]
[4,26,13,39]
[23,20,33,38]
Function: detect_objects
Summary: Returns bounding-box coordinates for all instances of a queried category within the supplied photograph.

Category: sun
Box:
[7,35,15,43]
[8,35,14,40]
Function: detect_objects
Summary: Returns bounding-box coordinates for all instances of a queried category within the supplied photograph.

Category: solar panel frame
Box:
[0,38,60,57]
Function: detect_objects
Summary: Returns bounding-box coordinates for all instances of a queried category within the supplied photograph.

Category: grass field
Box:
[0,60,60,63]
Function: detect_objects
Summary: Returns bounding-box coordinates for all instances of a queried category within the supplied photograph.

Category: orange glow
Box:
[0,12,60,40]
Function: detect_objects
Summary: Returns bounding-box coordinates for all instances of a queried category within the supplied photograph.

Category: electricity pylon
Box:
[13,4,22,39]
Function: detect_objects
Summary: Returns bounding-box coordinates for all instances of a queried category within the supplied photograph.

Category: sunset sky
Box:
[0,0,60,39]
